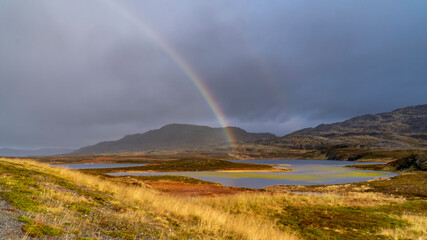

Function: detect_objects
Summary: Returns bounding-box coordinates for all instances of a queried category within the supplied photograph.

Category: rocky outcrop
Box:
[387,155,427,171]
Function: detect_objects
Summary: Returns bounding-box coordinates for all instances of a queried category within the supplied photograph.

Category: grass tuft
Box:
[22,222,64,238]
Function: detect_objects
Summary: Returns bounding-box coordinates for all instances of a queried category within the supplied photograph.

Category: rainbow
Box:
[104,0,236,149]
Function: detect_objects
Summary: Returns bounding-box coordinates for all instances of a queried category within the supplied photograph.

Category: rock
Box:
[347,154,364,161]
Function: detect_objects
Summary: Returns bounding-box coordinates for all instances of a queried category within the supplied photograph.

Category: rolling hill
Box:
[73,124,275,154]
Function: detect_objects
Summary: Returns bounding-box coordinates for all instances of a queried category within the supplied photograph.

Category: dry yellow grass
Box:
[200,190,404,214]
[1,158,298,240]
[380,214,427,240]
[2,157,425,240]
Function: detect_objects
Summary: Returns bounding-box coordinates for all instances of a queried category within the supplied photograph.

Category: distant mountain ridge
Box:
[74,105,426,155]
[0,147,74,157]
[73,124,275,154]
[272,104,427,149]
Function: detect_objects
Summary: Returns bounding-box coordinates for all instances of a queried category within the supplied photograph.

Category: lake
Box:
[52,163,146,169]
[107,159,397,188]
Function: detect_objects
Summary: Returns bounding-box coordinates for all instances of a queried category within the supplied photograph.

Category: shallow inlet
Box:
[107,159,397,189]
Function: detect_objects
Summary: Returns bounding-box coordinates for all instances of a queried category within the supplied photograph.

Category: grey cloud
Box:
[1,0,426,148]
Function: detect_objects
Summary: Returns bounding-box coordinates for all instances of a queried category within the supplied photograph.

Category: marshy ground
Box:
[0,157,425,239]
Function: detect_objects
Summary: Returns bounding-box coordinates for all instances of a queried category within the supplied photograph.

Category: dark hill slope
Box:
[267,104,427,149]
[73,124,275,154]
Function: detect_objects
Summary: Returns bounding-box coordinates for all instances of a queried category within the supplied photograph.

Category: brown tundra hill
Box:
[259,104,427,150]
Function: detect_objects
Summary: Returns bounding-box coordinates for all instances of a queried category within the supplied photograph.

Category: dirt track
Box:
[0,192,25,240]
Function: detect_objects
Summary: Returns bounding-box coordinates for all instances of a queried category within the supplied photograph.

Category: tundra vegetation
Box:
[0,157,426,239]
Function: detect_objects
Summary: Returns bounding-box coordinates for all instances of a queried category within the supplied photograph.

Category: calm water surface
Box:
[53,163,146,169]
[108,159,397,188]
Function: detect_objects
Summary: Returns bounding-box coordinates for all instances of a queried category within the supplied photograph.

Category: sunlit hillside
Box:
[0,158,425,239]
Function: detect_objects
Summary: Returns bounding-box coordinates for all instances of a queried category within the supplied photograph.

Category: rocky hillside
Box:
[73,124,275,154]
[73,105,426,155]
[262,104,427,149]
[387,154,427,171]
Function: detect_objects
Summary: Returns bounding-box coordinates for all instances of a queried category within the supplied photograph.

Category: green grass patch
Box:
[276,205,408,240]
[0,165,44,212]
[22,223,64,238]
[70,205,94,214]
[368,200,427,215]
[354,172,427,199]
[17,215,33,224]
[0,189,42,212]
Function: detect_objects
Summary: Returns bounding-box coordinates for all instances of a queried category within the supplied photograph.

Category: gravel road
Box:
[0,192,26,240]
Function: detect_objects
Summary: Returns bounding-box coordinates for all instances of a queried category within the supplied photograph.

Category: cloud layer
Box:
[1,0,426,148]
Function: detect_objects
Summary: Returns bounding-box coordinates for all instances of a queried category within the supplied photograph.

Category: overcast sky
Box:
[1,0,426,149]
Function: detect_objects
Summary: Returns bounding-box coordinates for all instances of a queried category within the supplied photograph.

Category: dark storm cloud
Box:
[1,0,426,148]
[166,0,427,121]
